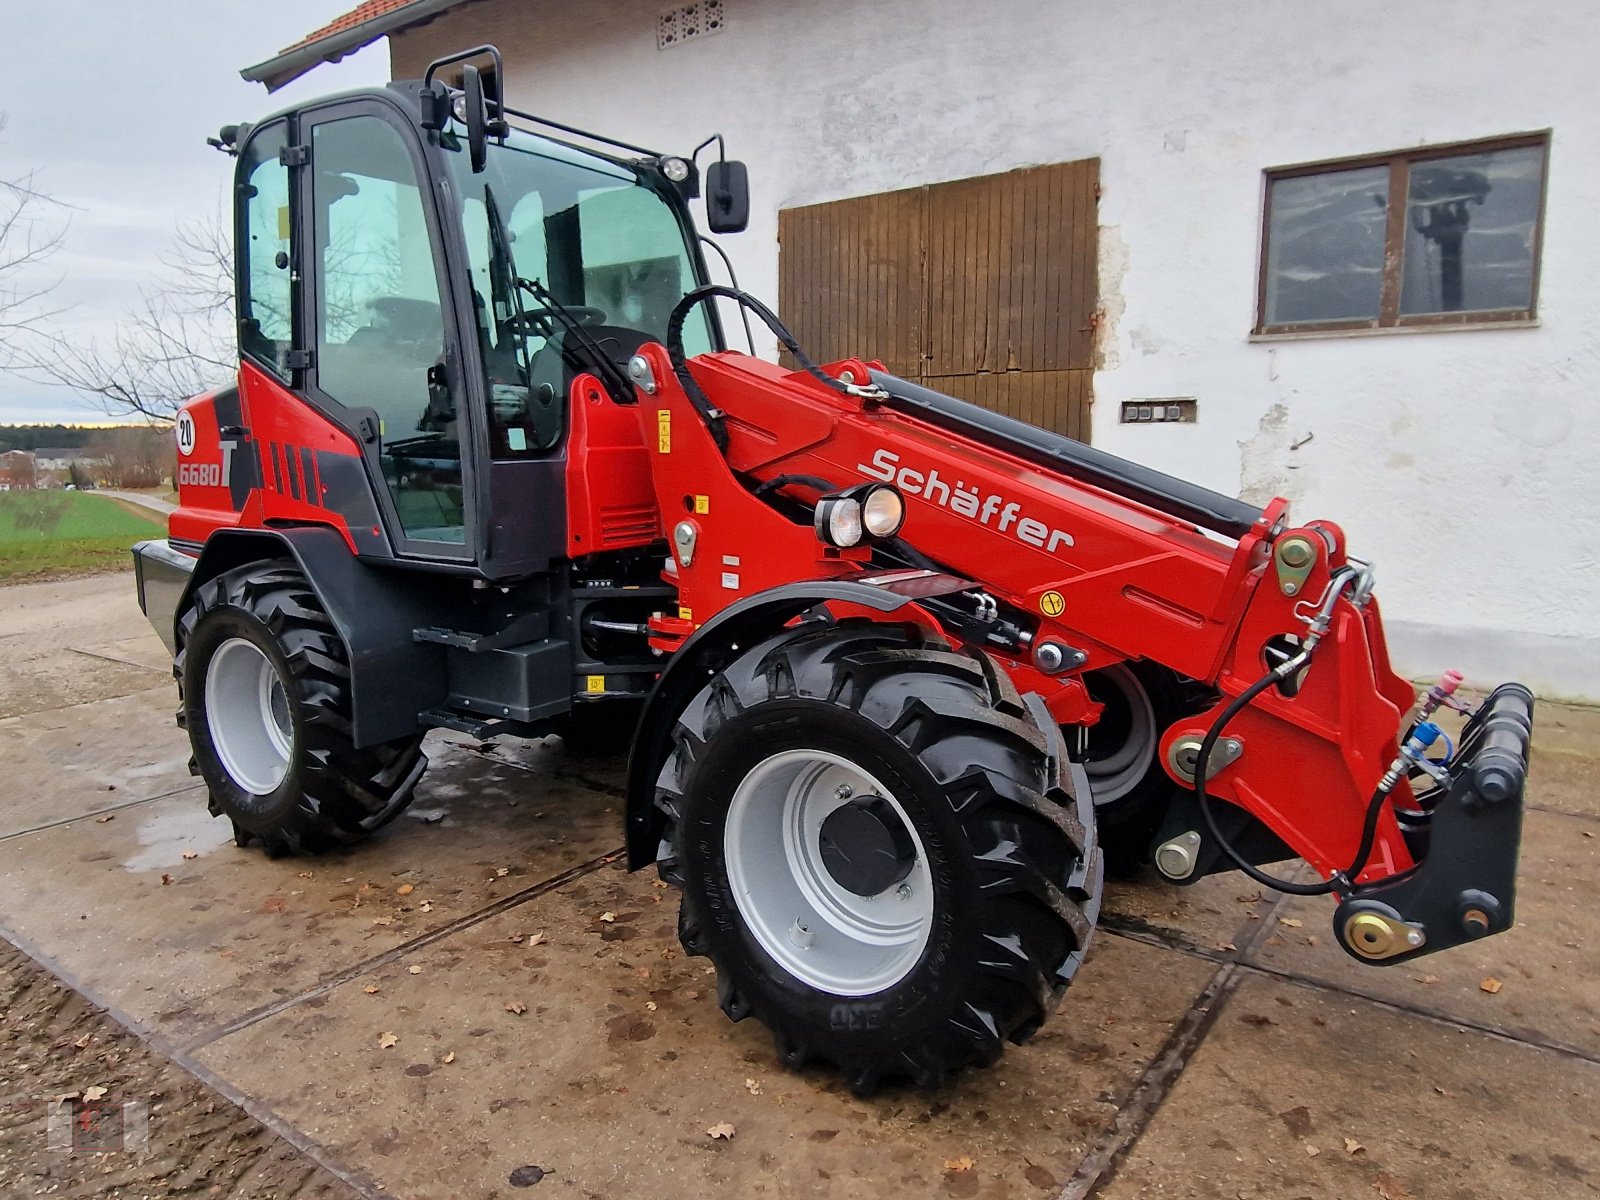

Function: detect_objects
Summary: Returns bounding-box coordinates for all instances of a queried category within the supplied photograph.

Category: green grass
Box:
[0,490,165,582]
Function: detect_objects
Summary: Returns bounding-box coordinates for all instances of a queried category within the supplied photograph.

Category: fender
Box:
[157,527,454,747]
[624,579,927,870]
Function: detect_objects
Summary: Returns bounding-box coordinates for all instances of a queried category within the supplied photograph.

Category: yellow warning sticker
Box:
[1039,590,1066,617]
[277,205,291,241]
[657,409,672,453]
[678,605,693,622]
[585,674,605,694]
[694,494,709,515]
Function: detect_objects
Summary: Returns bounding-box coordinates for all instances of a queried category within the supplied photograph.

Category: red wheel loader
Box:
[133,46,1534,1092]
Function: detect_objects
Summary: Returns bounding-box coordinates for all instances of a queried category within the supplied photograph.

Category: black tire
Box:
[1078,662,1194,878]
[177,563,427,856]
[655,619,1101,1093]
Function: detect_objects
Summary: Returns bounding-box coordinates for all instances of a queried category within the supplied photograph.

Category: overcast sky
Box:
[0,0,391,423]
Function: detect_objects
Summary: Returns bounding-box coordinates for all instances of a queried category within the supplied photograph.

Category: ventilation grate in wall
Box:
[658,0,725,49]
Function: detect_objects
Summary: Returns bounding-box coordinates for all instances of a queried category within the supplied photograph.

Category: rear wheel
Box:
[656,619,1101,1093]
[178,563,427,856]
[1079,662,1189,877]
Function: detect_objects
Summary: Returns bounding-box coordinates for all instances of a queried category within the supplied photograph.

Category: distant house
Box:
[0,449,38,491]
[33,447,92,473]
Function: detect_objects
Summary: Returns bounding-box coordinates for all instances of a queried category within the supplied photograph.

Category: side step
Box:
[417,708,520,739]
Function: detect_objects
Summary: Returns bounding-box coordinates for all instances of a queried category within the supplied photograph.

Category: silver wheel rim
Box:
[1083,665,1157,806]
[724,749,934,996]
[205,637,294,795]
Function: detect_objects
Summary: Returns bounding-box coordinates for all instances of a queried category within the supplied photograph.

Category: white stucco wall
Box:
[391,0,1600,699]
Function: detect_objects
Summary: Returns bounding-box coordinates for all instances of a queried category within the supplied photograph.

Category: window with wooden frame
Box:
[1255,131,1550,335]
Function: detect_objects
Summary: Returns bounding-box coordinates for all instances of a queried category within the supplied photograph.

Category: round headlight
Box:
[861,485,905,538]
[815,497,864,548]
[661,156,691,183]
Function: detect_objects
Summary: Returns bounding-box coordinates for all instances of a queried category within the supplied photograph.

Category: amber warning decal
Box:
[176,411,196,457]
[1039,591,1066,617]
[657,409,671,453]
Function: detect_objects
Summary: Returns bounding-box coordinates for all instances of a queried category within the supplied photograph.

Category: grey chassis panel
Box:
[623,579,917,871]
[139,528,454,748]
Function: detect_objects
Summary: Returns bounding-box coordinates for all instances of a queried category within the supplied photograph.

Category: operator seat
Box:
[516,324,655,451]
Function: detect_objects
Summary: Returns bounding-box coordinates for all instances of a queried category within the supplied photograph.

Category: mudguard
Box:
[140,527,456,747]
[624,579,926,870]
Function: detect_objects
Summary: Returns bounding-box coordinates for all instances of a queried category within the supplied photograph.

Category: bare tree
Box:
[0,115,66,361]
[23,213,235,423]
[88,426,173,488]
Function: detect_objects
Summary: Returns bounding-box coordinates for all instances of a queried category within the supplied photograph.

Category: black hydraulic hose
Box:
[665,284,869,454]
[1193,656,1392,897]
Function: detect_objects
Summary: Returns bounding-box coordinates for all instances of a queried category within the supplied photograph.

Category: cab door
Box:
[297,101,475,562]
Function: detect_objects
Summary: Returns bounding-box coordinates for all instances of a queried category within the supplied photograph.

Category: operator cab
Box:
[229,49,743,578]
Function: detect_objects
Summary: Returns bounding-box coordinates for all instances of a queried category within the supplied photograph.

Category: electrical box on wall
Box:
[1120,398,1197,424]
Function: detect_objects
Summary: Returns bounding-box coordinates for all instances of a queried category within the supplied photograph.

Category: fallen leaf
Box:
[1374,1172,1413,1199]
[652,879,669,889]
[372,916,394,926]
[95,814,115,823]
[944,1156,976,1172]
[407,964,423,975]
[505,1001,526,1015]
[508,1165,547,1187]
[1304,1143,1320,1157]
[808,1129,839,1142]
[508,934,524,944]
[744,1077,762,1096]
[1217,941,1237,952]
[1240,1013,1275,1027]
[420,901,433,912]
[363,984,381,995]
[298,871,315,879]
[635,966,652,979]
[83,1086,108,1102]
[181,851,198,860]
[1479,977,1503,994]
[599,911,616,923]
[441,1051,455,1064]
[160,874,173,886]
[496,867,510,877]
[706,1121,736,1140]
[646,1001,658,1012]
[396,883,415,896]
[1345,1137,1366,1154]
[1433,1085,1453,1097]
[1413,974,1438,986]
[1278,917,1304,929]
[72,1034,92,1049]
[1278,1106,1313,1138]
[378,1032,398,1049]
[528,932,547,947]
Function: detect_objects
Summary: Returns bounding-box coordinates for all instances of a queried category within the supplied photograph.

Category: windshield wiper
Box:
[482,185,635,403]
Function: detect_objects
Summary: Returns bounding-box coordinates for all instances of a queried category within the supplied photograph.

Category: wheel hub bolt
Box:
[896,883,913,900]
[835,783,854,800]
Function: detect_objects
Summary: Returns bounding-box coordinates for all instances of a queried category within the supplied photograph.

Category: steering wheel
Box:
[504,305,607,336]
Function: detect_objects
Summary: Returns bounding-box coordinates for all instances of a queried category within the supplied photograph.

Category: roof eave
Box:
[241,0,465,91]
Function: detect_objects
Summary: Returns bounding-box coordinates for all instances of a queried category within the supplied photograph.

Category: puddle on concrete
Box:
[123,802,235,872]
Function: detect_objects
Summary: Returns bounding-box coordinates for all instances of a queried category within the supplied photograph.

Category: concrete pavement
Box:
[0,572,1594,1198]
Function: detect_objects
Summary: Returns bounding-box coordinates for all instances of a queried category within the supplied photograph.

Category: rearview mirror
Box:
[463,63,488,174]
[705,160,749,233]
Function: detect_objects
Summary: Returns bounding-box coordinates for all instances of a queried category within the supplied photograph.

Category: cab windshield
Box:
[444,126,713,457]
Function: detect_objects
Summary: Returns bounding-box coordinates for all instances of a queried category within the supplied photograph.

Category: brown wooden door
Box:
[778,159,1098,440]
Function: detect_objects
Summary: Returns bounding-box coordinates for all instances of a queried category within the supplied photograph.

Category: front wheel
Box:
[178,563,427,856]
[656,620,1101,1093]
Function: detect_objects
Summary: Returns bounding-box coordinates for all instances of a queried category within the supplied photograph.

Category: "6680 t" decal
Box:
[177,461,223,487]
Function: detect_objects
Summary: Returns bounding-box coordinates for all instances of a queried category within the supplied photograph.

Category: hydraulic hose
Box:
[1191,568,1391,897]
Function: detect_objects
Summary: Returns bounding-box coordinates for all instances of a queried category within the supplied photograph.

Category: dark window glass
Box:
[310,114,462,546]
[1400,145,1544,316]
[238,124,293,372]
[1257,134,1547,333]
[1263,166,1389,326]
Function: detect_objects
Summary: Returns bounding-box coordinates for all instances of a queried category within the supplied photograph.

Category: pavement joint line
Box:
[0,781,204,843]
[0,681,177,724]
[1525,800,1600,825]
[178,846,626,1056]
[0,922,389,1200]
[1238,960,1600,1069]
[1061,887,1296,1199]
[64,645,168,672]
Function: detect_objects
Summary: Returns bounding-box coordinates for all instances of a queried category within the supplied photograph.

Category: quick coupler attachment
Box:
[1333,682,1534,965]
